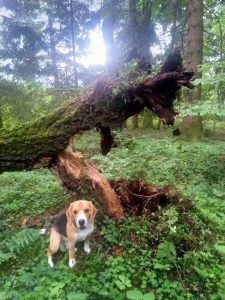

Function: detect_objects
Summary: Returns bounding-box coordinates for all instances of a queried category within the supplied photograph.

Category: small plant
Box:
[126,289,155,300]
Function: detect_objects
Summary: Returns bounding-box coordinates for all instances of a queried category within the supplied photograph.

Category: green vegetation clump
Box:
[0,130,225,300]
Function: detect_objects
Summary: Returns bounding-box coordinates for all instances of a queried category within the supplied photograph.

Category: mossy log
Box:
[0,70,194,171]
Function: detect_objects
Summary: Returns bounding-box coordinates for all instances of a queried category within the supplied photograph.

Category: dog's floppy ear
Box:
[66,202,74,224]
[89,201,97,222]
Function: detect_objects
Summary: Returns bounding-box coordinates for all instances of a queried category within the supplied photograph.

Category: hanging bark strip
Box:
[52,151,124,218]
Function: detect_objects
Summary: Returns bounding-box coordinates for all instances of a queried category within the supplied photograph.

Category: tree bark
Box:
[0,98,3,128]
[132,0,153,129]
[48,14,60,88]
[102,0,117,73]
[138,0,151,63]
[128,0,139,129]
[52,151,124,218]
[142,107,154,128]
[181,0,203,139]
[69,0,78,87]
[185,0,203,101]
[170,0,179,51]
[129,0,138,46]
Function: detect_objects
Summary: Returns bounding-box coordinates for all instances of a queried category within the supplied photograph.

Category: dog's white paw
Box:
[40,228,47,235]
[69,258,76,268]
[48,256,54,268]
[84,243,91,254]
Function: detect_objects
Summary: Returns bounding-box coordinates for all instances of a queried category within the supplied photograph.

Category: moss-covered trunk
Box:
[0,69,194,172]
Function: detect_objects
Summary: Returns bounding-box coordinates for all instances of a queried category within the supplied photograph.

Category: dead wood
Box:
[52,151,124,218]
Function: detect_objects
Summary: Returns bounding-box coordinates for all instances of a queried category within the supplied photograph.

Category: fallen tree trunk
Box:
[0,70,193,171]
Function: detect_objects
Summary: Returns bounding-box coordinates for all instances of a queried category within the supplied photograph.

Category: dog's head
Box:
[66,200,97,229]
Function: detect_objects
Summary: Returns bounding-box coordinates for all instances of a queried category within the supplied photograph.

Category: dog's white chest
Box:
[74,224,94,242]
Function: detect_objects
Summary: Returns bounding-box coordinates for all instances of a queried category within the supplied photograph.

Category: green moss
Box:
[180,115,203,140]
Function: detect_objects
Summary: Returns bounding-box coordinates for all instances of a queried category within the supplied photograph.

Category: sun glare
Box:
[79,27,106,67]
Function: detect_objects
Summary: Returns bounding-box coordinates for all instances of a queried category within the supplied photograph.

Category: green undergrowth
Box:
[0,169,69,223]
[0,129,225,299]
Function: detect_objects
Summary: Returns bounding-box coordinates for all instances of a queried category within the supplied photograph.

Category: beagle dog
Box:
[47,200,97,268]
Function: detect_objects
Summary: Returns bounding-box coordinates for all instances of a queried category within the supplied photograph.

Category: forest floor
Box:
[0,128,225,300]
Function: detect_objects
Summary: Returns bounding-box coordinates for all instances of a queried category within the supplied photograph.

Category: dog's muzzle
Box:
[76,211,87,229]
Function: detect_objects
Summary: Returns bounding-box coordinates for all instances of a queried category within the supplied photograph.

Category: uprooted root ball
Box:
[110,179,192,216]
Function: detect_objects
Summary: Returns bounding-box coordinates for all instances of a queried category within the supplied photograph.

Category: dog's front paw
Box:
[84,243,91,254]
[69,258,76,268]
[48,256,54,268]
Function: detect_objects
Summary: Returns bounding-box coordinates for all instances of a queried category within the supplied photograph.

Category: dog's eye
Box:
[84,208,89,213]
[73,210,78,214]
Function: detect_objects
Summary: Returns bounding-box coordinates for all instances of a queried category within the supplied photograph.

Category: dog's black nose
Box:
[78,219,85,226]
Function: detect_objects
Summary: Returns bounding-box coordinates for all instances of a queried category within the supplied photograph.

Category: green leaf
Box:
[214,244,225,257]
[127,289,143,300]
[67,292,89,300]
[143,292,155,300]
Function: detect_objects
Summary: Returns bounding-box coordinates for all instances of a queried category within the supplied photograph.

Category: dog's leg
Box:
[68,238,76,268]
[47,228,61,268]
[84,238,91,254]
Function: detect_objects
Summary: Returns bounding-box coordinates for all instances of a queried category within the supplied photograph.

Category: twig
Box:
[128,190,162,199]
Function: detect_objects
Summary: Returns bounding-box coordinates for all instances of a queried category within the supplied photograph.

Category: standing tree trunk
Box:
[185,0,203,101]
[48,14,60,88]
[181,0,203,139]
[129,0,139,129]
[170,0,179,51]
[69,0,78,87]
[0,98,3,128]
[138,0,151,62]
[139,0,154,128]
[102,0,117,74]
[142,107,154,128]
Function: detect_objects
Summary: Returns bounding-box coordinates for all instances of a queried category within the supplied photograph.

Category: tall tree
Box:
[69,0,78,86]
[46,9,60,87]
[139,0,155,129]
[185,0,203,101]
[128,0,139,129]
[138,0,152,62]
[181,0,204,138]
[102,0,117,73]
[203,0,225,104]
[0,98,3,128]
